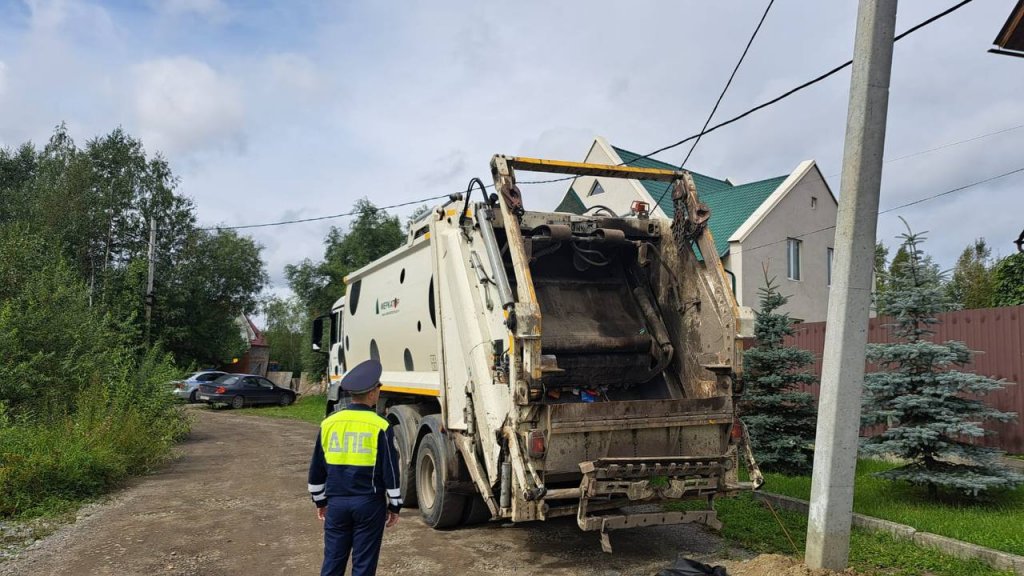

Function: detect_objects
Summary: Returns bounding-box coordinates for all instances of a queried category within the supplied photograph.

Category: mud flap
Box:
[576,456,728,553]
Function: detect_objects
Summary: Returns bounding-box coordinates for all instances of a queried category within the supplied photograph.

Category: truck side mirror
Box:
[311,315,328,355]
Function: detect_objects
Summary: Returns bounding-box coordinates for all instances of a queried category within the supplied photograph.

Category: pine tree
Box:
[863,226,1022,498]
[739,272,817,476]
[945,238,995,310]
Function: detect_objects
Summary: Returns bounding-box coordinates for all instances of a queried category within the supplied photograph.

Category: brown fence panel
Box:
[782,305,1024,454]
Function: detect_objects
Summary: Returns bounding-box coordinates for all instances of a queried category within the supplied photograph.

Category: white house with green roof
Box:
[555,136,837,322]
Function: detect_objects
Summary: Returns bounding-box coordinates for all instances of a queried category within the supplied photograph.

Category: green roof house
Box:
[556,137,837,322]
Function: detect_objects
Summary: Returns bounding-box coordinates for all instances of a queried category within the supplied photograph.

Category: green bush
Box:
[0,231,189,518]
[0,357,188,517]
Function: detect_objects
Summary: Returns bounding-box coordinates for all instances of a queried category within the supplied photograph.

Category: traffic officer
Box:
[308,359,402,576]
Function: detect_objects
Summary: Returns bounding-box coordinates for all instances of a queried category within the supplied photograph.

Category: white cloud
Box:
[132,57,245,156]
[266,53,321,99]
[155,0,230,21]
[24,0,116,36]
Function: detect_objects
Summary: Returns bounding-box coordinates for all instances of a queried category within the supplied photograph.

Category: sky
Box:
[1,0,1022,309]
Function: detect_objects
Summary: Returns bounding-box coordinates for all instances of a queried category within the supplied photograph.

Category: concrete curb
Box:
[752,492,1024,574]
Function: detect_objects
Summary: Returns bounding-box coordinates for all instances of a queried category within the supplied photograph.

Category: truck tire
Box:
[415,431,465,528]
[392,423,417,509]
[461,494,493,525]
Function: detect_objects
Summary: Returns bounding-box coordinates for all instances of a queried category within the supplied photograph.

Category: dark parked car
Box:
[197,374,297,409]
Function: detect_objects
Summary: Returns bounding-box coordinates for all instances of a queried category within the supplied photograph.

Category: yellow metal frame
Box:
[503,156,683,182]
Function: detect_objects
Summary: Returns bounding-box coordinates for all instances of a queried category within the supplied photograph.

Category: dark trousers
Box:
[321,495,387,576]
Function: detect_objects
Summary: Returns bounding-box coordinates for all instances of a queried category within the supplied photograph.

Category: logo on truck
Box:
[376,297,400,316]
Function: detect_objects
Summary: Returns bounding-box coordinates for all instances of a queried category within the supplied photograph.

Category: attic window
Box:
[588,180,606,196]
[811,196,818,209]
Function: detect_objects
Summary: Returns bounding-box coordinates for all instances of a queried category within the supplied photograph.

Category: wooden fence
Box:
[781,305,1024,454]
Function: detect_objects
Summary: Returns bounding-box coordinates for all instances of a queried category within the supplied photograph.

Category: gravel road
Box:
[2,407,747,576]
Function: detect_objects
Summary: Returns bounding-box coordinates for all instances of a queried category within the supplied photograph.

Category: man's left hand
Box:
[317,506,327,522]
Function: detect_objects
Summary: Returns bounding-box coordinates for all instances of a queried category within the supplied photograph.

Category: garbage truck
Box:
[311,155,762,551]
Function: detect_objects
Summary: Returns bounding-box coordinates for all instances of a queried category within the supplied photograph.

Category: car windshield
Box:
[214,375,241,386]
[196,372,223,382]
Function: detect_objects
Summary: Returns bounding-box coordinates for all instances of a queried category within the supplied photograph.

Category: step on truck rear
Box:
[311,155,762,551]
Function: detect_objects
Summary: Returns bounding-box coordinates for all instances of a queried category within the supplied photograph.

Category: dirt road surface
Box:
[2,407,747,576]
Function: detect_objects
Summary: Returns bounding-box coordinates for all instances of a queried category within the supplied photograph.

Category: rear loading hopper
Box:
[317,155,762,551]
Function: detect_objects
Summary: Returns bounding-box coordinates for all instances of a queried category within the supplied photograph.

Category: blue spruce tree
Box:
[863,227,1022,498]
[739,272,817,476]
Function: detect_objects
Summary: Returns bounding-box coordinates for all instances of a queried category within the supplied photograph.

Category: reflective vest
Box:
[320,408,390,467]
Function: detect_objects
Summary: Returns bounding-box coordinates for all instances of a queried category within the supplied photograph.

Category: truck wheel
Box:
[461,495,493,525]
[392,423,417,509]
[415,431,465,528]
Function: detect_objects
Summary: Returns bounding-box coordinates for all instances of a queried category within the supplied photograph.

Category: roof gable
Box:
[555,186,586,214]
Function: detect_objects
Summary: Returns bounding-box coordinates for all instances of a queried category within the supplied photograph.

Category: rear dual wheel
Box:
[415,431,466,529]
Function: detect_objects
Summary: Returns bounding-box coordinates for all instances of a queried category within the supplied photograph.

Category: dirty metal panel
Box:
[541,422,731,476]
[547,397,731,433]
[580,510,721,533]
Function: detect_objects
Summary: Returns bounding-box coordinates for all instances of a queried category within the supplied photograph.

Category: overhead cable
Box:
[739,164,1024,255]
[197,0,976,232]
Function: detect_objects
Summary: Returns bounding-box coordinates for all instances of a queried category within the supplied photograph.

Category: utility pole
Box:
[805,0,897,570]
[145,216,156,342]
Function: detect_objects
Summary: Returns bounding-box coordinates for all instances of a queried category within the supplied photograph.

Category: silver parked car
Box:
[171,371,228,403]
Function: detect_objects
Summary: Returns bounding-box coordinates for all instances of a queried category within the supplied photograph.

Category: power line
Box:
[826,123,1024,178]
[626,0,976,168]
[197,0,976,233]
[739,164,1024,255]
[200,194,452,231]
[680,0,775,170]
[648,0,775,212]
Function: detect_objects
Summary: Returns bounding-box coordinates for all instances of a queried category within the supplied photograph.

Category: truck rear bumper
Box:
[573,456,732,553]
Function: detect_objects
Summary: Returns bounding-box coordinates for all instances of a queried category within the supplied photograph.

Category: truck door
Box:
[331,309,345,376]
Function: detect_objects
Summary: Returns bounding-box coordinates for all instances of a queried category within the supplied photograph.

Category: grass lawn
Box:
[667,494,1013,576]
[760,459,1024,556]
[232,394,327,425]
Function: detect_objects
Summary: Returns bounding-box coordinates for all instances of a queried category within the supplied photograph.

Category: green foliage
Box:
[0,123,268,518]
[156,228,267,366]
[0,125,266,368]
[945,238,995,310]
[262,296,307,375]
[864,226,1022,498]
[285,199,405,377]
[992,252,1024,307]
[874,241,889,296]
[739,273,817,475]
[0,237,187,517]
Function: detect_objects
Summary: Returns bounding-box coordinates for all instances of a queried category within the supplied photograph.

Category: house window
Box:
[787,238,802,281]
[811,196,818,209]
[588,180,605,196]
[827,247,834,286]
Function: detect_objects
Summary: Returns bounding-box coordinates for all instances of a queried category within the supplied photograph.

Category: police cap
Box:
[340,359,382,394]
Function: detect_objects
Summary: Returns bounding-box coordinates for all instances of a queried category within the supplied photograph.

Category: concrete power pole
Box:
[145,216,156,341]
[805,0,897,570]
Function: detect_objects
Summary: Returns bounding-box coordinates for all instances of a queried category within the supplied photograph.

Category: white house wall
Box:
[736,168,836,322]
[577,138,651,216]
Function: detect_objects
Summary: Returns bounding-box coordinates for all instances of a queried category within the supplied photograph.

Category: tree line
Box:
[0,125,266,516]
[876,238,1024,311]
